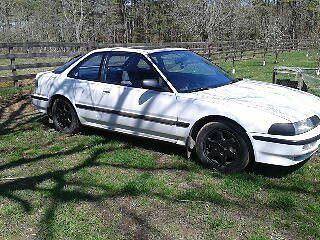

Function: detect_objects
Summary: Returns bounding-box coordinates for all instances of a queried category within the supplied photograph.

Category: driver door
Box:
[100,52,179,142]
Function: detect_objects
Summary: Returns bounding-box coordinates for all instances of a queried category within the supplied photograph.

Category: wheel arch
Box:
[47,94,75,118]
[188,115,255,162]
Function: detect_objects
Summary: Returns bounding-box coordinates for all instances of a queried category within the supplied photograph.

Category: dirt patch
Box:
[0,79,34,89]
[0,93,37,128]
[1,96,32,114]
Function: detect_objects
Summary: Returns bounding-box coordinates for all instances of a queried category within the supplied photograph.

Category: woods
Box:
[0,0,319,44]
[1,2,320,240]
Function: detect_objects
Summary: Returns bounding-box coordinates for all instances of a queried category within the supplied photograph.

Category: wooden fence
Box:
[0,39,319,87]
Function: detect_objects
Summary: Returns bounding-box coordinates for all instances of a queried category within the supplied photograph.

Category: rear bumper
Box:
[250,129,320,166]
[31,94,48,113]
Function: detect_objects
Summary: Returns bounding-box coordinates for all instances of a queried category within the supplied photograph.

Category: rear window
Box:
[53,55,83,74]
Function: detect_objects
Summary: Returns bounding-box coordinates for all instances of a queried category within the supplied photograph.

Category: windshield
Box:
[149,50,234,93]
[53,55,83,74]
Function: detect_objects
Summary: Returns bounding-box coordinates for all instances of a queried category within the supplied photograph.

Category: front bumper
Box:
[250,126,320,166]
[30,94,49,114]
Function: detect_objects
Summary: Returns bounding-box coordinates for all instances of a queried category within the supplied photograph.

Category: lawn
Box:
[218,50,319,82]
[0,50,319,239]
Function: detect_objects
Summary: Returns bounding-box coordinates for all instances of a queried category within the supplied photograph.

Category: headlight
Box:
[269,115,320,136]
[293,118,314,135]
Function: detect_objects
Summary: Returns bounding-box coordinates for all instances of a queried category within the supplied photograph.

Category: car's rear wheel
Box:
[52,98,80,133]
[195,122,250,174]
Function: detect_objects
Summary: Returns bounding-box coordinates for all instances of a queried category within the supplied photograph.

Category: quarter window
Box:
[53,55,83,74]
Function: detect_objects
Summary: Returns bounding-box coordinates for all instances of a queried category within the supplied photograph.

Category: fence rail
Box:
[0,39,319,87]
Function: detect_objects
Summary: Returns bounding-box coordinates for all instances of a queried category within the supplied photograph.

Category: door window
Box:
[100,53,133,84]
[68,53,104,81]
[101,52,170,92]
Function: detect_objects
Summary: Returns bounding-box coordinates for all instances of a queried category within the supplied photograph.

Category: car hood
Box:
[185,79,320,122]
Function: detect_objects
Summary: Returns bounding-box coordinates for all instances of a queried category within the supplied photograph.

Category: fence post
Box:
[9,47,18,87]
[317,44,320,76]
[272,67,277,84]
[275,50,279,64]
[208,43,211,60]
[232,50,236,74]
[263,41,267,66]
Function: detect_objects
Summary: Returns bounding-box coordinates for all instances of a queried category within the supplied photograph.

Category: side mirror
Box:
[142,79,160,90]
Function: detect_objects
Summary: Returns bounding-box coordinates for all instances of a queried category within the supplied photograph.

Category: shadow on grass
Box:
[0,100,223,238]
[249,160,309,178]
[0,135,232,239]
[0,96,318,239]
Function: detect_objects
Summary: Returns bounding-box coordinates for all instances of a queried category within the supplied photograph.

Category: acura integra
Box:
[32,48,320,173]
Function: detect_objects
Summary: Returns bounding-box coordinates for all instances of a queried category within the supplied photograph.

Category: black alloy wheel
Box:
[52,98,80,133]
[203,129,241,166]
[195,122,250,174]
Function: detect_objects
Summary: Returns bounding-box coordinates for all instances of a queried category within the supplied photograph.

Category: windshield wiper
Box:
[187,87,210,93]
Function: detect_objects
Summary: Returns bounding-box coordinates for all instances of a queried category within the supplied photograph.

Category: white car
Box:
[32,48,320,173]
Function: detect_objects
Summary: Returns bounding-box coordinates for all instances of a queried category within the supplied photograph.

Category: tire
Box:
[195,121,250,174]
[52,98,80,133]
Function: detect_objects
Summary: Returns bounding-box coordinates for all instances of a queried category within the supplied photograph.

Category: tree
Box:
[0,0,319,43]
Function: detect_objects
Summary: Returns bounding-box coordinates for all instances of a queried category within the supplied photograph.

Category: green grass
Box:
[0,50,319,239]
[218,50,319,82]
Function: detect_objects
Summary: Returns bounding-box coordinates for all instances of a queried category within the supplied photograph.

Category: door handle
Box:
[103,89,111,94]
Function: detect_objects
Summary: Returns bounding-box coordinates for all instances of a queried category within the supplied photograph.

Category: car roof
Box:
[90,47,188,55]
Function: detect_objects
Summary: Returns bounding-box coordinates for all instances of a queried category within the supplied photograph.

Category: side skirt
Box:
[81,120,186,146]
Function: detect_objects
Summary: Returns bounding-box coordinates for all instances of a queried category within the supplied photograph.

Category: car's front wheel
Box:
[195,121,250,174]
[52,98,80,133]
